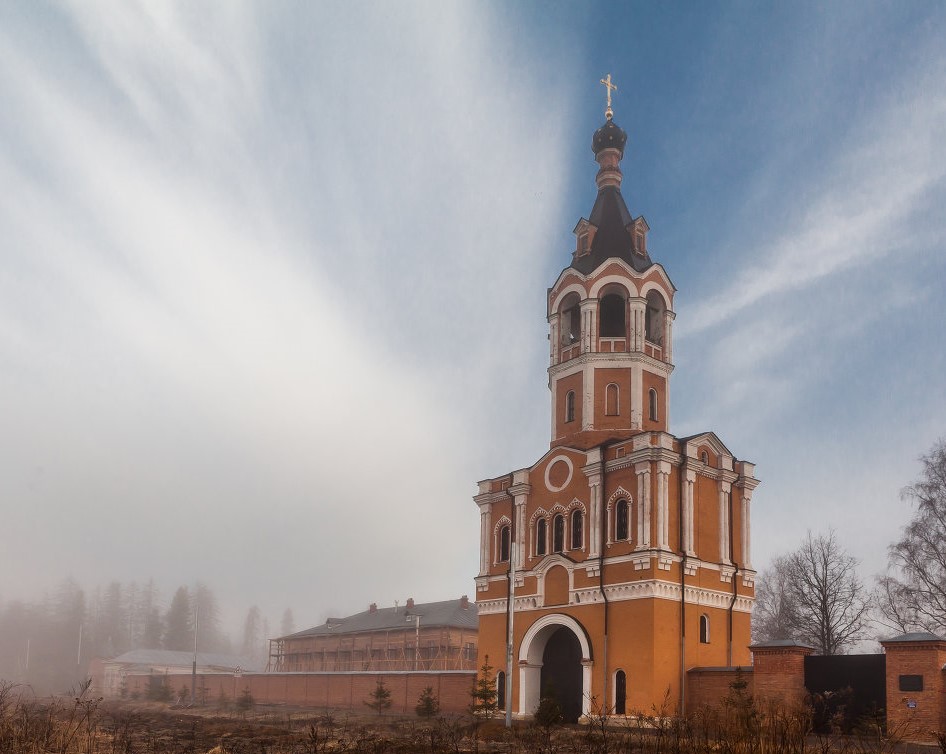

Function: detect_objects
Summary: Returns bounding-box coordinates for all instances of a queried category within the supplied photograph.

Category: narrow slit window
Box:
[606,383,620,416]
[616,499,629,541]
[499,525,510,563]
[553,514,565,553]
[615,670,627,715]
[699,614,710,644]
[649,389,658,422]
[571,510,583,549]
[565,391,576,423]
[536,519,547,556]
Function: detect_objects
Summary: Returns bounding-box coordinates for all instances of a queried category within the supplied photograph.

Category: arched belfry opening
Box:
[645,290,666,345]
[519,615,592,722]
[599,290,626,338]
[559,292,581,346]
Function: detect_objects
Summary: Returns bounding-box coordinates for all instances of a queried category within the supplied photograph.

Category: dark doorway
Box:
[804,654,886,732]
[540,627,583,723]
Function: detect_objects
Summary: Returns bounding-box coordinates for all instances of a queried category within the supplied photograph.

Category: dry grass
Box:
[0,679,930,754]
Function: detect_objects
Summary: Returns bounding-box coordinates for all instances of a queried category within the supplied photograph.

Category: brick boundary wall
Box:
[687,667,753,712]
[120,671,477,715]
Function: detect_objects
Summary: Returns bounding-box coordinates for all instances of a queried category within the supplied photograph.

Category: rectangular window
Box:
[899,674,924,692]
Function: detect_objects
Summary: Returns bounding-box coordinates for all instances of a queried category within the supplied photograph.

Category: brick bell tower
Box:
[549,89,675,449]
[474,77,759,723]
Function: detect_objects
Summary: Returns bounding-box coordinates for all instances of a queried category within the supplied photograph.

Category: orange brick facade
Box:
[474,111,759,721]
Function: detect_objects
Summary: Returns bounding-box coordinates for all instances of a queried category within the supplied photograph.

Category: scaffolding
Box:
[267,625,477,673]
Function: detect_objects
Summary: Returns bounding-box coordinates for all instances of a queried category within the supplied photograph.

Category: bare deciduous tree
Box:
[752,555,795,643]
[877,439,946,636]
[753,530,868,654]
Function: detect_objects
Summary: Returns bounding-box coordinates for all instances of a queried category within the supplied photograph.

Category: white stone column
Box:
[549,314,559,367]
[719,483,731,565]
[685,469,696,556]
[657,462,671,550]
[514,496,527,569]
[479,509,491,575]
[584,453,603,558]
[741,491,753,569]
[580,299,596,355]
[664,310,675,364]
[582,363,594,431]
[636,463,651,549]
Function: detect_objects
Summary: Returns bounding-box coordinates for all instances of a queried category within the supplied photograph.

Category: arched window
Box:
[559,293,581,346]
[536,518,547,556]
[605,383,619,416]
[499,525,510,563]
[648,389,658,422]
[645,290,665,345]
[565,391,576,423]
[553,514,565,553]
[599,293,626,337]
[497,670,506,710]
[699,614,710,644]
[616,499,629,541]
[571,510,583,549]
[700,450,708,465]
[615,670,627,715]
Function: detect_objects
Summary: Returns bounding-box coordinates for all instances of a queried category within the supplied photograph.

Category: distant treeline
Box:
[0,579,291,694]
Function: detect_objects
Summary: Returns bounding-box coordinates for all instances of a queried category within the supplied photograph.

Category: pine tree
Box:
[365,679,392,715]
[470,655,498,718]
[164,586,192,650]
[415,686,440,717]
[280,608,295,637]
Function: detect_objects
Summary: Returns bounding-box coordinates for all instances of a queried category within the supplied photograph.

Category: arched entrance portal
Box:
[518,614,592,721]
[541,627,583,723]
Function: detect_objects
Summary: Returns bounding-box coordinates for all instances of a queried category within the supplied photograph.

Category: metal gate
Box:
[804,654,886,732]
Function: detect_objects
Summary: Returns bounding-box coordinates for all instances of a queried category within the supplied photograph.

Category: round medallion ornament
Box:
[544,455,574,492]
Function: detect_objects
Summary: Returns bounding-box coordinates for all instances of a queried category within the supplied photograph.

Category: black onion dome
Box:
[592,118,627,157]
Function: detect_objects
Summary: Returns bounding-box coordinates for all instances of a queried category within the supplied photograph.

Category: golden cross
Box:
[599,73,617,119]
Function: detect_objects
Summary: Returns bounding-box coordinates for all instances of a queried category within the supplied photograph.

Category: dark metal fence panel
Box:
[804,654,886,732]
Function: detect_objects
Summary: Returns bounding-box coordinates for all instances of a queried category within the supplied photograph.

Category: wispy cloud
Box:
[0,2,575,627]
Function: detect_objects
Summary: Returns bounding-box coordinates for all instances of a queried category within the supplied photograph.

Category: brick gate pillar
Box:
[750,640,813,706]
[881,632,946,743]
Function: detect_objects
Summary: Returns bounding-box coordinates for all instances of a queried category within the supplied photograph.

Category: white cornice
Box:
[477,579,754,616]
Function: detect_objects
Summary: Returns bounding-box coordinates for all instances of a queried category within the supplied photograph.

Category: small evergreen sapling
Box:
[365,679,392,715]
[415,686,440,717]
[470,655,498,718]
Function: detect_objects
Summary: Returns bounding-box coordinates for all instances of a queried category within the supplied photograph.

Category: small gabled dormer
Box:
[572,218,597,260]
[629,216,649,257]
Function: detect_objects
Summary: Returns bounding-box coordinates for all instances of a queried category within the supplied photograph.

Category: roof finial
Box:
[599,73,617,120]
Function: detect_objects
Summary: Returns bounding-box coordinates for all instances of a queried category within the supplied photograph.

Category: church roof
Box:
[281,597,477,640]
[570,118,654,276]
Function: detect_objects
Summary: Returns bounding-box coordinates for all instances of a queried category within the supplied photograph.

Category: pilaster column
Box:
[684,468,696,556]
[580,299,596,355]
[510,479,532,571]
[635,462,652,549]
[582,363,594,431]
[664,310,675,364]
[719,482,732,565]
[741,490,753,569]
[548,314,560,367]
[583,452,603,558]
[657,461,671,550]
[479,508,491,575]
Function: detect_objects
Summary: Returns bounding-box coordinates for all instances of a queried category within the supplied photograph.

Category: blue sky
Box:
[1,1,944,639]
